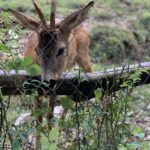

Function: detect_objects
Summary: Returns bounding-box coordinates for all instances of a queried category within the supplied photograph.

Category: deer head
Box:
[9,0,94,81]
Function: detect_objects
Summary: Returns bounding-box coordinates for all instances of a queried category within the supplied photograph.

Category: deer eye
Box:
[56,47,65,57]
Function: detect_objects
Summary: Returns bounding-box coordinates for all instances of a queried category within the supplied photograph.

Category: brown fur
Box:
[9,1,94,80]
[24,25,92,72]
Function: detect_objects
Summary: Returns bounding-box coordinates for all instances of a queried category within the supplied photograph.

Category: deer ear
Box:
[9,9,40,31]
[60,1,94,32]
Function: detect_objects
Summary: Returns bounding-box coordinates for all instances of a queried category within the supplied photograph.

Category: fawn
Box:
[9,0,94,81]
[9,0,94,148]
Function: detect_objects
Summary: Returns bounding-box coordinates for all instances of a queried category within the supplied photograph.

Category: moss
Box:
[90,25,138,63]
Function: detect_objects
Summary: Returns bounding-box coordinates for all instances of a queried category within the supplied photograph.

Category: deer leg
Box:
[34,96,43,150]
[47,96,57,129]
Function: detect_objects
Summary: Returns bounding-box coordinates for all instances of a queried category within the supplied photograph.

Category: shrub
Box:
[90,25,138,63]
[140,12,150,31]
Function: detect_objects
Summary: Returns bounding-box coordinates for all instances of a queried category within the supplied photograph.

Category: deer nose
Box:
[42,72,58,81]
[42,73,51,81]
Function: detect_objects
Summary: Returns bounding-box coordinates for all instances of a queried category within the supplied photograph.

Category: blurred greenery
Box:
[91,25,138,63]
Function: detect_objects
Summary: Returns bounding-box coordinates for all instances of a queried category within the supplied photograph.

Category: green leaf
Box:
[61,97,73,109]
[0,43,11,53]
[132,127,145,138]
[129,141,142,149]
[1,12,9,18]
[94,88,102,102]
[41,133,49,149]
[12,139,21,150]
[6,58,22,71]
[134,132,145,138]
[27,64,42,75]
[142,141,150,150]
[118,144,127,150]
[22,56,33,68]
[132,127,142,133]
[49,143,57,150]
[121,81,128,88]
[49,127,59,141]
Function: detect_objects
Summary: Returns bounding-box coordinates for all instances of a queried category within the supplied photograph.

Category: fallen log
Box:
[0,62,150,101]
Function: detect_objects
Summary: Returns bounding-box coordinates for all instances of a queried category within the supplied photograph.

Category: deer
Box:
[9,0,94,148]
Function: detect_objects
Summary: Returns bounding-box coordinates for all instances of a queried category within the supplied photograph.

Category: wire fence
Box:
[1,1,150,150]
[1,61,150,150]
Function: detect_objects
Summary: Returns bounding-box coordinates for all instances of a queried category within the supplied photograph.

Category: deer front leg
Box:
[34,96,43,150]
[47,96,57,129]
